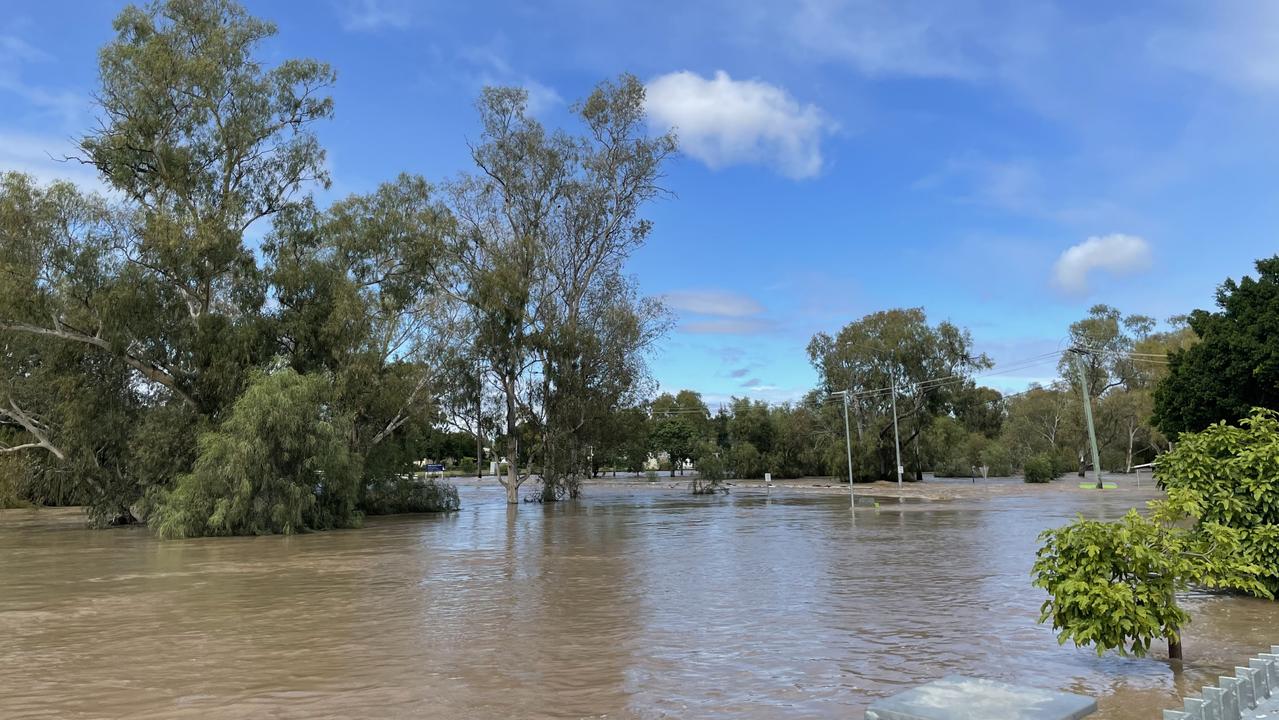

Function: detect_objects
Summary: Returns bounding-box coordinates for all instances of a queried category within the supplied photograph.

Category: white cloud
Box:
[1052,233,1152,294]
[456,44,562,116]
[1147,1,1279,92]
[645,70,835,179]
[335,0,412,31]
[661,289,764,317]
[682,318,779,335]
[0,131,106,193]
[784,0,994,80]
[0,34,86,129]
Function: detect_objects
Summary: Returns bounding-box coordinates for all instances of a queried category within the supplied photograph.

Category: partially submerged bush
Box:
[150,369,362,538]
[1023,454,1055,483]
[692,447,728,495]
[1034,509,1265,658]
[0,455,31,508]
[362,475,460,515]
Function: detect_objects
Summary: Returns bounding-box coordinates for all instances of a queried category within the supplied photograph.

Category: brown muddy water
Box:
[1,483,1276,719]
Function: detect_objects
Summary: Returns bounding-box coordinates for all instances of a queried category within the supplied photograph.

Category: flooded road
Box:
[2,484,1276,719]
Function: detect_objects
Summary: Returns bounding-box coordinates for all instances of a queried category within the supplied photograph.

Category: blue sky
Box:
[4,0,1279,407]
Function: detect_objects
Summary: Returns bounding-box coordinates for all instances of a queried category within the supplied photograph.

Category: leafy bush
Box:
[696,451,725,482]
[644,469,658,482]
[0,455,31,508]
[362,476,460,515]
[1023,454,1055,483]
[150,369,362,538]
[457,456,476,473]
[727,441,763,479]
[980,441,1013,477]
[1156,407,1279,596]
[1034,509,1264,657]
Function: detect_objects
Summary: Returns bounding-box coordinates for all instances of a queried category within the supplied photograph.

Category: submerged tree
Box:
[151,367,361,538]
[442,76,675,503]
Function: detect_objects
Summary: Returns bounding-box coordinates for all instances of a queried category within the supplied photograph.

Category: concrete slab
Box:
[865,675,1097,720]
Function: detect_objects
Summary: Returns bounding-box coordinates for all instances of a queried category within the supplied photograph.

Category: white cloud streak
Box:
[645,70,835,179]
[661,289,765,317]
[335,0,412,31]
[1052,233,1152,294]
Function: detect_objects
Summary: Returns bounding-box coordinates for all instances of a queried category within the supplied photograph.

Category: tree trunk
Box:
[502,374,520,505]
[1126,423,1135,474]
[1168,636,1183,660]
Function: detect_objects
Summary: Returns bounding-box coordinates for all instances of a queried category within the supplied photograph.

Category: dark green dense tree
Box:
[1153,257,1279,435]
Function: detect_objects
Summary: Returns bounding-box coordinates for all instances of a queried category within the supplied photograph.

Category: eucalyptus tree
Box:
[0,0,333,521]
[442,76,676,503]
[807,308,990,480]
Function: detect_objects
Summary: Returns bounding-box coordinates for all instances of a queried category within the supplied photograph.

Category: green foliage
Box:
[1034,509,1267,657]
[695,443,726,483]
[0,455,32,508]
[808,308,991,480]
[1156,408,1279,595]
[362,475,460,515]
[150,369,361,538]
[691,443,727,494]
[1023,454,1056,483]
[980,441,1013,476]
[727,441,764,479]
[1154,257,1279,434]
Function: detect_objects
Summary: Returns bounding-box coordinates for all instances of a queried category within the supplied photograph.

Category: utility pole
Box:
[1070,348,1104,490]
[890,376,903,488]
[842,391,855,507]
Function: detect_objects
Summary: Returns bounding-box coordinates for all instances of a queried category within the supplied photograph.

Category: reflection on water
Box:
[1,486,1275,719]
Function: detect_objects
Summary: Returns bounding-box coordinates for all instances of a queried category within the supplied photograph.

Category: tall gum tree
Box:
[0,0,336,417]
[441,76,676,504]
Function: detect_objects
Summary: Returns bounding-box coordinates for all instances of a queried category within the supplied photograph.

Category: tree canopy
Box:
[1153,256,1279,435]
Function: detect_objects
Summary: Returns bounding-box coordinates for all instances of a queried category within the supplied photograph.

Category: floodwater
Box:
[2,483,1276,719]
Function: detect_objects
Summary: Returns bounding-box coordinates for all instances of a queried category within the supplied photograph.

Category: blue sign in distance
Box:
[425,464,445,472]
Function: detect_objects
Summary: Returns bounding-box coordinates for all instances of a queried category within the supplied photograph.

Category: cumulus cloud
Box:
[1052,233,1152,294]
[645,70,835,179]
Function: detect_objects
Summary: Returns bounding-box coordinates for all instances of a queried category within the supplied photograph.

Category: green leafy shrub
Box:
[644,469,658,482]
[980,441,1013,477]
[0,455,31,508]
[1023,454,1055,483]
[362,476,460,515]
[1034,509,1264,657]
[1156,407,1279,596]
[727,441,763,479]
[150,369,362,538]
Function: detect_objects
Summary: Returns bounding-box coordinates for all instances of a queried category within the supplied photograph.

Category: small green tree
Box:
[691,442,727,495]
[1033,408,1279,660]
[151,368,361,538]
[1033,509,1265,659]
